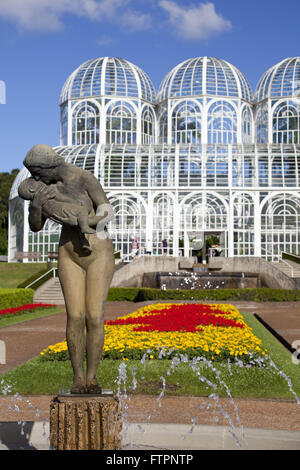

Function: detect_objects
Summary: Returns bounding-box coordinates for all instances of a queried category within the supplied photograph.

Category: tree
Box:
[0,169,20,255]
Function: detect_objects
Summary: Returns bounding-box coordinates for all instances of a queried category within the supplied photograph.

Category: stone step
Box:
[272,261,300,278]
[34,277,65,305]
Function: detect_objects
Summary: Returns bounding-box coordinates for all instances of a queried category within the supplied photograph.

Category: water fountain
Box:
[143,268,261,290]
[1,346,300,450]
[113,349,300,450]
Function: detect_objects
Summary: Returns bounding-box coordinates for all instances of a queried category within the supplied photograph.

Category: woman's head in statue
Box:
[23,144,64,184]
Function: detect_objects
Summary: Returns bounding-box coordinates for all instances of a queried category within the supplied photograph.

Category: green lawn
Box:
[0,306,65,328]
[1,313,299,401]
[0,263,48,289]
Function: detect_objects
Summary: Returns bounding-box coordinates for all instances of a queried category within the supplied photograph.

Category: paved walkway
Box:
[0,299,300,448]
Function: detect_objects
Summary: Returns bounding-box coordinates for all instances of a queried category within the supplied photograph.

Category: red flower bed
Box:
[105,303,245,333]
[0,303,56,316]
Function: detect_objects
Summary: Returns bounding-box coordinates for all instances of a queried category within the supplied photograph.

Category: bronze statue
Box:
[19,144,115,394]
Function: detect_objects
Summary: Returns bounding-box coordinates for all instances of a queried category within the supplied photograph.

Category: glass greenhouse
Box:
[8,56,300,262]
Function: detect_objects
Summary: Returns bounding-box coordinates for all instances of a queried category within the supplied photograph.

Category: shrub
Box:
[0,288,34,309]
[107,287,141,302]
[106,286,300,303]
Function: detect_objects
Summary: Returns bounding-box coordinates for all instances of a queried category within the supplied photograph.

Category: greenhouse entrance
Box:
[204,231,227,263]
[185,231,227,263]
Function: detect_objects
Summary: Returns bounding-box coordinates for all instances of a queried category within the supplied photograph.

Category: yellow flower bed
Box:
[40,303,267,362]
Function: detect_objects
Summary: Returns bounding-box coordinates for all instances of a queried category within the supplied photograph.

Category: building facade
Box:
[8,56,300,262]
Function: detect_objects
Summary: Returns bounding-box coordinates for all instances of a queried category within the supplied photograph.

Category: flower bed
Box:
[0,303,56,317]
[40,303,267,363]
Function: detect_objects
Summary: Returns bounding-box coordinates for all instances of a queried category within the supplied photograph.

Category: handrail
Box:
[263,250,299,278]
[280,259,294,277]
[281,251,300,264]
[25,267,57,289]
[276,251,298,277]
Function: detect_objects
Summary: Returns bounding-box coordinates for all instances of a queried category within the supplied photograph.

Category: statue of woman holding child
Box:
[18,144,115,394]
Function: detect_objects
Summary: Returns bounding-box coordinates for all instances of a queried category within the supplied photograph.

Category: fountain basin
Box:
[143,271,261,290]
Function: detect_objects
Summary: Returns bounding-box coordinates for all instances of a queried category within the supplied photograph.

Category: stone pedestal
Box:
[50,395,122,450]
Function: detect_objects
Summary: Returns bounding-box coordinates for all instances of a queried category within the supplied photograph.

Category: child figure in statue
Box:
[18,177,104,252]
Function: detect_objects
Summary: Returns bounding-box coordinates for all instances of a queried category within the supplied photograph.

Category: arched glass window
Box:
[273,101,300,144]
[106,101,137,144]
[60,104,68,145]
[153,193,174,255]
[141,106,155,144]
[233,193,255,256]
[107,193,146,259]
[10,200,24,256]
[171,101,202,144]
[255,104,268,143]
[158,106,168,144]
[207,101,237,144]
[261,194,300,261]
[181,193,228,231]
[72,101,100,145]
[242,106,252,144]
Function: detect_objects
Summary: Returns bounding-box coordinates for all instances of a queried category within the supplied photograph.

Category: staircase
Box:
[33,261,126,305]
[34,277,65,305]
[272,260,300,279]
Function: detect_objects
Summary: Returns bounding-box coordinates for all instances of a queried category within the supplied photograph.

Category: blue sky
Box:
[0,0,300,172]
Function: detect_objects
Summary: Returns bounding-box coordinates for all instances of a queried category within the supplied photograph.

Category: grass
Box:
[0,263,48,289]
[0,307,65,328]
[0,312,299,401]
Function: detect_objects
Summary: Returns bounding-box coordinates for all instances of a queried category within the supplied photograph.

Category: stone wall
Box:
[111,256,194,288]
[112,255,299,290]
[208,257,297,290]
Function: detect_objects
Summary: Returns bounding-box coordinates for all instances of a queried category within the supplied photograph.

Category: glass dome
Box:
[254,57,300,102]
[157,57,253,102]
[9,146,99,200]
[60,57,156,104]
[10,167,31,199]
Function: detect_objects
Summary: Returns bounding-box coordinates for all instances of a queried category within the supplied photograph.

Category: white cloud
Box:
[96,0,130,20]
[0,0,97,30]
[0,0,137,31]
[0,0,231,37]
[159,1,232,40]
[121,9,152,32]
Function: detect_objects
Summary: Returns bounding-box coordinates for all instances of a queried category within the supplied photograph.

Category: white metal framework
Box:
[8,56,300,263]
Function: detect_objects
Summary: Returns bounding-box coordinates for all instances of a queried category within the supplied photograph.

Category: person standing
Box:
[131,236,139,259]
[162,237,169,255]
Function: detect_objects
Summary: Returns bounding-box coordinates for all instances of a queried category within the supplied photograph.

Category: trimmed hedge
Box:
[107,286,300,303]
[107,287,141,302]
[4,285,299,309]
[0,288,34,309]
